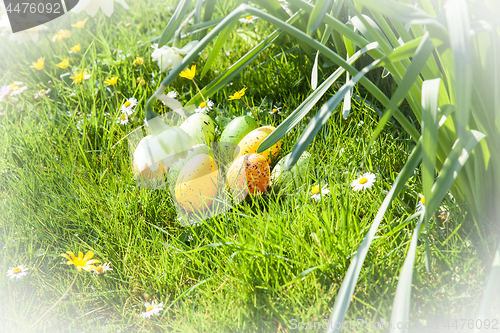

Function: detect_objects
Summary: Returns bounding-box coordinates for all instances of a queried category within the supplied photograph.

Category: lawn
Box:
[0,0,498,332]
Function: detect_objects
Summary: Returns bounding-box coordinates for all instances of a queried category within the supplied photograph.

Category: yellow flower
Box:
[179,65,196,80]
[61,251,100,272]
[229,87,247,100]
[30,57,45,70]
[105,77,118,85]
[70,43,81,53]
[52,29,71,42]
[70,70,91,84]
[55,58,70,69]
[136,77,146,85]
[133,57,144,66]
[71,18,89,29]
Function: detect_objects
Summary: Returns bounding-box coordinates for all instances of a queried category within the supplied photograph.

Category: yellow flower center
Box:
[121,115,127,120]
[124,102,131,107]
[10,84,19,90]
[199,102,207,108]
[359,177,368,184]
[40,89,46,94]
[13,267,22,274]
[246,16,253,20]
[146,306,154,312]
[311,186,320,195]
[95,266,103,273]
[420,196,425,205]
[272,108,278,113]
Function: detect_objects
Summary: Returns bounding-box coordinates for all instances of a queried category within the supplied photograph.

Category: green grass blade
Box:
[390,208,426,333]
[200,19,239,78]
[158,0,193,47]
[365,33,435,159]
[326,141,423,333]
[445,0,472,141]
[307,0,331,36]
[286,59,381,169]
[421,78,440,221]
[257,42,379,153]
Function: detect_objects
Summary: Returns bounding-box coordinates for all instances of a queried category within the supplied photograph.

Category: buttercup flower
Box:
[9,82,28,96]
[195,99,214,113]
[179,65,196,80]
[133,57,144,66]
[71,0,129,17]
[166,91,178,99]
[229,87,247,100]
[69,43,81,53]
[52,30,71,42]
[34,89,51,99]
[56,58,70,69]
[71,70,91,84]
[117,113,129,125]
[30,57,45,70]
[310,185,330,201]
[105,77,118,85]
[61,251,100,272]
[351,172,376,191]
[151,41,197,72]
[92,262,113,276]
[239,15,258,24]
[136,77,146,85]
[416,193,425,212]
[71,18,89,29]
[7,265,28,280]
[121,97,138,115]
[140,300,164,319]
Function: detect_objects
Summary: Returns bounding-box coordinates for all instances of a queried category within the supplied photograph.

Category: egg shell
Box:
[226,153,270,201]
[220,116,258,146]
[235,126,281,163]
[167,144,211,188]
[175,154,219,213]
[179,113,216,145]
[271,151,311,188]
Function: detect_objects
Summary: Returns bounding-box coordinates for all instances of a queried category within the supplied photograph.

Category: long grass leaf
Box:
[307,0,331,36]
[158,0,192,47]
[326,141,423,333]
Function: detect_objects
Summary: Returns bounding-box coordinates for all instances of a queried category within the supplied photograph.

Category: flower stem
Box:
[243,98,259,125]
[191,79,207,104]
[28,271,79,330]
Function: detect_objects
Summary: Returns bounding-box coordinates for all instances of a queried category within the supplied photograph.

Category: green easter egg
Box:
[270,151,311,188]
[220,116,258,146]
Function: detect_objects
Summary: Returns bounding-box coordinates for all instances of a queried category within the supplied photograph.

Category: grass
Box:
[0,1,498,332]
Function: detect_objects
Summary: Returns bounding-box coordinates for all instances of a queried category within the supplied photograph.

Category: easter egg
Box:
[179,113,215,145]
[220,116,258,146]
[235,126,281,162]
[226,153,270,201]
[167,144,211,188]
[175,154,219,213]
[271,151,311,188]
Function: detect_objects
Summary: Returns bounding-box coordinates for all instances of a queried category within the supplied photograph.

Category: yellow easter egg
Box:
[234,126,281,162]
[175,154,218,213]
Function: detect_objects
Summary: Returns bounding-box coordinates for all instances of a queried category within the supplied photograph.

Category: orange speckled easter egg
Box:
[226,153,270,202]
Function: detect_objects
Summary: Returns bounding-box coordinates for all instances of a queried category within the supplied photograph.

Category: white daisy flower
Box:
[416,193,425,212]
[140,300,164,319]
[92,262,113,276]
[151,41,198,72]
[239,15,258,24]
[357,120,364,127]
[350,172,376,191]
[9,82,27,96]
[34,88,51,99]
[166,90,178,99]
[310,185,330,201]
[194,99,214,113]
[7,265,28,280]
[121,97,138,115]
[269,105,282,115]
[117,113,129,125]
